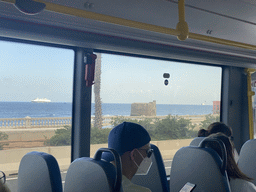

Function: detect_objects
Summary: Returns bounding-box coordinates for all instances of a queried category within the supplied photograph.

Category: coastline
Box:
[97,114,217,130]
[0,114,218,130]
[0,102,213,118]
[0,114,219,150]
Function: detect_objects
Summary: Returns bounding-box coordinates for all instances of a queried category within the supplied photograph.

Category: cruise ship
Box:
[31,98,51,103]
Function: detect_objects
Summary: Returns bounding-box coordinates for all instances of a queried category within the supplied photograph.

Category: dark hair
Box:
[208,122,232,137]
[206,133,252,181]
[198,129,209,137]
[198,122,233,139]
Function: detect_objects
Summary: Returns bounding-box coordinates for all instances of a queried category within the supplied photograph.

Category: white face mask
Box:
[133,149,153,175]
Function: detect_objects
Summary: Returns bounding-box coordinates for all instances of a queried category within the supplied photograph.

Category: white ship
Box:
[31,98,51,103]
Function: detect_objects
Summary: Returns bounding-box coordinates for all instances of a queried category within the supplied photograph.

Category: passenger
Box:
[198,122,233,138]
[206,133,256,192]
[0,179,10,192]
[102,122,152,192]
[198,122,239,162]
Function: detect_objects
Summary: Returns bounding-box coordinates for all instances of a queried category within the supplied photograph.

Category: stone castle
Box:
[130,100,156,116]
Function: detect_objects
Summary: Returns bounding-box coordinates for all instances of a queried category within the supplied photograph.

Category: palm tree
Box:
[94,53,103,129]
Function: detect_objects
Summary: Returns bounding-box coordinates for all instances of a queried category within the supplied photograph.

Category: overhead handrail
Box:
[2,0,256,51]
[245,68,256,140]
[176,0,189,41]
[3,0,180,36]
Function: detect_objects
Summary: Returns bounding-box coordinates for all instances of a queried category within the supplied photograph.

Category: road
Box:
[6,160,172,192]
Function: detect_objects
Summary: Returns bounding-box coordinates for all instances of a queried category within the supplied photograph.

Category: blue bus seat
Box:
[131,144,169,192]
[190,137,239,163]
[18,151,62,192]
[238,139,256,186]
[64,148,122,192]
[189,137,205,146]
[170,138,231,192]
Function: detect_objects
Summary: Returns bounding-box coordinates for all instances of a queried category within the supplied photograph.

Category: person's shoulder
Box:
[131,184,151,192]
[0,181,10,192]
[230,178,256,192]
[125,184,151,192]
[122,175,151,192]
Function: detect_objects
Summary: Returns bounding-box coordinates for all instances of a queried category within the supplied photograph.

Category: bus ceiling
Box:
[1,0,256,66]
[3,0,256,50]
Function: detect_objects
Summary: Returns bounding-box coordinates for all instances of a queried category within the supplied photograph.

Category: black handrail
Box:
[94,148,122,192]
[199,138,227,175]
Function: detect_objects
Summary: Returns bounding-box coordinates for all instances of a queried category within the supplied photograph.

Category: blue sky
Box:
[101,54,221,105]
[0,40,221,104]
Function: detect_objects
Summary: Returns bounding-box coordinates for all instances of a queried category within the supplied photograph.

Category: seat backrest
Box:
[190,137,239,163]
[131,144,169,192]
[18,151,62,192]
[189,137,205,146]
[64,148,122,192]
[238,139,256,186]
[170,138,231,192]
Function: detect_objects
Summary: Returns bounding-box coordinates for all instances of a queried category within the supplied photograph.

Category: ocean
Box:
[0,102,213,119]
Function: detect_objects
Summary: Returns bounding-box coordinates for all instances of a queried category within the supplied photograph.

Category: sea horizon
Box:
[0,102,214,119]
[0,101,212,105]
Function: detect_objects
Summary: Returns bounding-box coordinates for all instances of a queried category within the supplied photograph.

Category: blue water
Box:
[0,102,213,118]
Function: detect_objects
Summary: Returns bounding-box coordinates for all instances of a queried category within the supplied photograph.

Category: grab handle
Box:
[94,148,122,192]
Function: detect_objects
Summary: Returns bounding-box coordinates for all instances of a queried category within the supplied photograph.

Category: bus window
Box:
[0,41,74,190]
[251,73,256,138]
[91,53,222,175]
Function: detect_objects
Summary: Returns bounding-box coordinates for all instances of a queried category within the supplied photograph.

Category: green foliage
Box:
[0,132,9,150]
[45,126,71,146]
[152,116,197,140]
[111,116,156,131]
[45,125,111,146]
[111,115,197,141]
[46,114,220,146]
[199,114,220,130]
[91,127,111,144]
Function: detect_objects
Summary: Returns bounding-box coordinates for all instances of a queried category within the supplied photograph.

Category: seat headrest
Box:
[170,137,231,192]
[189,137,205,146]
[131,144,169,192]
[64,148,122,192]
[238,139,256,186]
[95,148,122,192]
[18,151,62,192]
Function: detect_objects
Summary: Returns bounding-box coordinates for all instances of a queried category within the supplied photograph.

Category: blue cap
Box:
[102,122,151,162]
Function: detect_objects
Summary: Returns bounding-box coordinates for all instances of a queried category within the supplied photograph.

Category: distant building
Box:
[213,101,220,114]
[130,100,156,116]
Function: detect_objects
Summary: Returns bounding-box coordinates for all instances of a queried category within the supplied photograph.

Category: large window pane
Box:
[0,41,74,191]
[91,53,221,175]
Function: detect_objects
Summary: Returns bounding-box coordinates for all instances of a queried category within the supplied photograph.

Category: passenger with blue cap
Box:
[102,122,153,192]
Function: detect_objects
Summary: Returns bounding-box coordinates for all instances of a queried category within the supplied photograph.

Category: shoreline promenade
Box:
[0,114,212,150]
[0,114,208,129]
